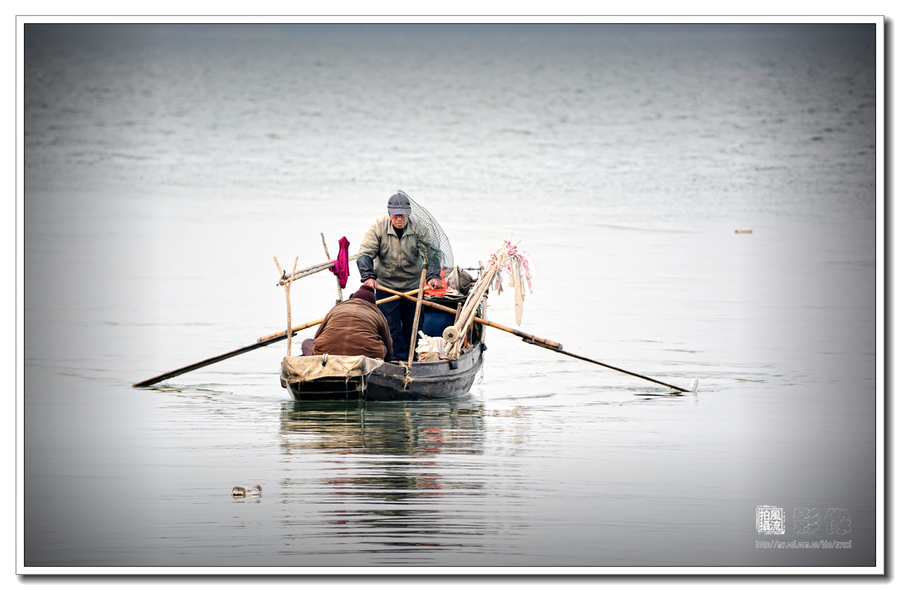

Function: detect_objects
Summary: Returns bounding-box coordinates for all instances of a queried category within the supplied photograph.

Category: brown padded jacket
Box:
[312,298,393,360]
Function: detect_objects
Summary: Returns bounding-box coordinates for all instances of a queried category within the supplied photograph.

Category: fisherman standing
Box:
[356,191,444,362]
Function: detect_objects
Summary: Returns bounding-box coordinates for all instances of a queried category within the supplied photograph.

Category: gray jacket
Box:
[356,215,441,291]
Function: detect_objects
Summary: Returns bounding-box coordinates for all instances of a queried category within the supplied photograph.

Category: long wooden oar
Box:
[133,288,419,388]
[525,342,697,394]
[376,286,696,394]
[376,285,563,347]
[133,337,284,388]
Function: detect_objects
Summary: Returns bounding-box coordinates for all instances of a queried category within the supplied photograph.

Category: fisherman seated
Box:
[300,284,393,360]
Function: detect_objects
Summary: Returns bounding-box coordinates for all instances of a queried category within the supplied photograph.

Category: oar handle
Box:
[257,288,421,343]
[375,285,562,349]
[257,317,326,343]
[483,320,563,350]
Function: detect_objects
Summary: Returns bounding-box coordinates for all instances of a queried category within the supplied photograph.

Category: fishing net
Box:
[400,190,455,273]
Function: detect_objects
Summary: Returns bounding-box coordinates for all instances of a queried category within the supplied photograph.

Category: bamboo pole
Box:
[256,316,328,344]
[407,268,428,366]
[274,256,299,356]
[287,256,298,355]
[274,257,286,352]
[446,242,514,358]
[276,254,360,286]
[320,233,343,305]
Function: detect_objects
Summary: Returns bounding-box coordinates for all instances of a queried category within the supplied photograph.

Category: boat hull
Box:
[284,343,485,402]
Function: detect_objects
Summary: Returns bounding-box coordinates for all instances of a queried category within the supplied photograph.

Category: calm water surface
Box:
[21,23,879,571]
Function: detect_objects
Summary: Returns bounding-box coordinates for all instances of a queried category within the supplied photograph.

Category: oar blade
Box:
[133,338,276,388]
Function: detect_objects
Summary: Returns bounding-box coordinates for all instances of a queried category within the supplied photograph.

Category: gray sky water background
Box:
[15,16,885,581]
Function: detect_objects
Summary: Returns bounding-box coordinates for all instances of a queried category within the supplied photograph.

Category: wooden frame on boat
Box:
[275,241,536,402]
[281,296,487,401]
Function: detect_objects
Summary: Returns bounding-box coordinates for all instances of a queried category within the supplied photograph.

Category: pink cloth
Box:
[329,236,350,288]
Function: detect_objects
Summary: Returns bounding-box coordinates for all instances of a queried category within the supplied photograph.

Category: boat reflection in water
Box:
[276,399,492,562]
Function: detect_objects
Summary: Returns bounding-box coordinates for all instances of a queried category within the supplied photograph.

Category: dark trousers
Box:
[376,291,418,362]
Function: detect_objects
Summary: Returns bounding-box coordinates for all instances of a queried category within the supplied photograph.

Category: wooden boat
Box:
[280,297,487,402]
[275,241,528,403]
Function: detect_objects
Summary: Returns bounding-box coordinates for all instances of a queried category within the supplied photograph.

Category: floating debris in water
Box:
[231,485,262,497]
[734,229,753,234]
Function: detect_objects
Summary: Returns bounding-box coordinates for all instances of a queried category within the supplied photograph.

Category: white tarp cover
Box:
[281,355,384,384]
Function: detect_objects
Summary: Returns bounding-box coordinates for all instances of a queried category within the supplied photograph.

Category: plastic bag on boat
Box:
[446,266,474,295]
[415,332,446,362]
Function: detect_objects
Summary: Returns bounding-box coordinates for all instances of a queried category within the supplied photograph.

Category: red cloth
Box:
[425,267,446,296]
[329,236,350,288]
